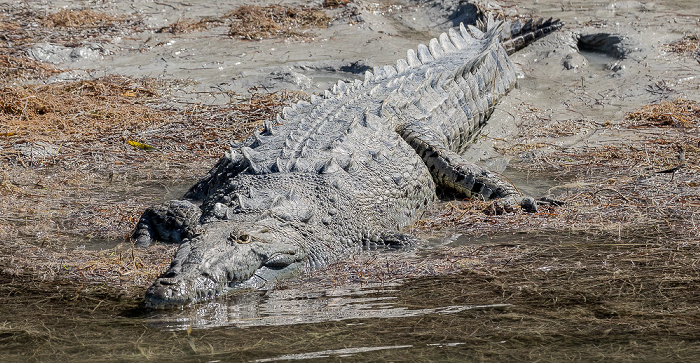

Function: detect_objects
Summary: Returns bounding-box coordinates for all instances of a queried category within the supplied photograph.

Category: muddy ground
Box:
[1,0,699,360]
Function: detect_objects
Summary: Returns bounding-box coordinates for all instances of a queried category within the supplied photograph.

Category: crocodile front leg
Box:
[401,126,537,212]
[132,200,202,247]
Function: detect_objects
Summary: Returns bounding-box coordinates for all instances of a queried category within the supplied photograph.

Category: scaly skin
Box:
[134,16,563,307]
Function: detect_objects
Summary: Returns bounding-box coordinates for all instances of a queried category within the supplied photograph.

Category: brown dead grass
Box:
[0,52,61,82]
[664,34,700,57]
[625,98,700,127]
[227,4,332,40]
[0,75,305,168]
[322,0,354,9]
[499,99,700,173]
[43,9,124,29]
[0,5,144,49]
[157,17,224,34]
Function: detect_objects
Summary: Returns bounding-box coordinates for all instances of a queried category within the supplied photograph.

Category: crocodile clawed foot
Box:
[484,195,539,215]
[486,196,563,214]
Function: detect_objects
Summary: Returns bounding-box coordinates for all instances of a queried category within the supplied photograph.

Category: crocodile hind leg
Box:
[132,200,202,247]
[401,127,537,213]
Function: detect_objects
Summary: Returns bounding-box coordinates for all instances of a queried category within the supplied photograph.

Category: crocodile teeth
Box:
[364,70,374,83]
[310,95,322,104]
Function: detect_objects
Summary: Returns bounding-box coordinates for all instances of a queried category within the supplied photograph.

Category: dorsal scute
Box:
[446,22,505,85]
[406,49,421,67]
[428,38,444,59]
[277,19,508,121]
[439,32,457,53]
[417,43,434,64]
[332,80,347,94]
[467,24,484,39]
[511,20,522,36]
[310,94,322,104]
[363,70,374,84]
[372,66,386,80]
[383,65,398,77]
[448,28,468,49]
[396,58,409,73]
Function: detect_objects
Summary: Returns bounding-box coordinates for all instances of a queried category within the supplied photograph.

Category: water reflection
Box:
[254,344,414,362]
[148,282,510,330]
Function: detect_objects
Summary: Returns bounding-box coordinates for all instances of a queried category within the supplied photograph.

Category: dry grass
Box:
[227,5,332,40]
[322,0,354,9]
[0,5,144,49]
[1,240,177,291]
[0,51,60,82]
[626,98,700,127]
[42,9,125,29]
[155,4,336,39]
[0,75,305,169]
[157,17,224,34]
[664,34,700,59]
[498,99,700,174]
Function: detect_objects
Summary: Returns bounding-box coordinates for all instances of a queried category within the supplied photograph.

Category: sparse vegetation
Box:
[42,9,124,28]
[664,34,700,61]
[227,4,332,40]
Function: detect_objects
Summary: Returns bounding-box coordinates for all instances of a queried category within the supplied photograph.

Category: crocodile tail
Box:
[498,17,564,55]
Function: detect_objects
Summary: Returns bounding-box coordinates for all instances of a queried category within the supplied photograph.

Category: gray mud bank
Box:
[17,0,699,168]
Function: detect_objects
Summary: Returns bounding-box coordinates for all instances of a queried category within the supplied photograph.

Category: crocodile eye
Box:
[238,234,251,243]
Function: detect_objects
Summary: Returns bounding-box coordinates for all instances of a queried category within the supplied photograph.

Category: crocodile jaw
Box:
[145,221,306,307]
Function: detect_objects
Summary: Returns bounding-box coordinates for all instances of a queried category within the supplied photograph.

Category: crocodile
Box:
[133,15,563,307]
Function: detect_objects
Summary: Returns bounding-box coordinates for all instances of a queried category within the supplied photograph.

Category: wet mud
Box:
[1,0,700,361]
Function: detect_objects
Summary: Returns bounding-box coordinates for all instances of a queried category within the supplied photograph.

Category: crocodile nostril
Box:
[228,232,252,244]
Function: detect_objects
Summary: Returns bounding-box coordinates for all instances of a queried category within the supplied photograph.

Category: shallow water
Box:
[3,230,699,361]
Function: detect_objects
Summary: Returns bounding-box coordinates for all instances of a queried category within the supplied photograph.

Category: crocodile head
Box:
[145,218,307,307]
